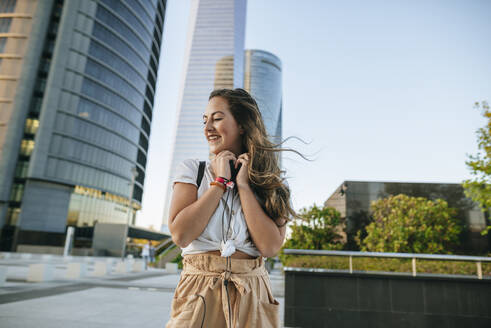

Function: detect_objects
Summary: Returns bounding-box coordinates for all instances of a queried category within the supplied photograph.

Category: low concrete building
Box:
[325,181,490,253]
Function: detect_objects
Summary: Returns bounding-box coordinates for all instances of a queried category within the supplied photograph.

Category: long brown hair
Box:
[209,88,303,226]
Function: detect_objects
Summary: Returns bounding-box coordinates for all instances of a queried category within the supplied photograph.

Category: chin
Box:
[209,147,221,156]
[210,144,227,154]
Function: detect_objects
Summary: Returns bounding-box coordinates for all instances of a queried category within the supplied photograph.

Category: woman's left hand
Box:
[235,153,250,189]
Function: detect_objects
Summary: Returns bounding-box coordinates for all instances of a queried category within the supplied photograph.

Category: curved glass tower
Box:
[244,49,283,146]
[0,0,166,251]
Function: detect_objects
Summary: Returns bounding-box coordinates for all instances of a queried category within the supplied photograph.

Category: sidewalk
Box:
[0,254,285,327]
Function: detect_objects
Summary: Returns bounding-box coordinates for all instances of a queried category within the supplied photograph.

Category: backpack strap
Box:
[196,161,206,188]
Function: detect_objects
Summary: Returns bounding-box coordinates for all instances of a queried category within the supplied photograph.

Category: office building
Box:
[0,0,166,252]
[326,181,490,253]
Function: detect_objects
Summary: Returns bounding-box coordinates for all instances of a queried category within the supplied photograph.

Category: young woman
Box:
[165,88,297,328]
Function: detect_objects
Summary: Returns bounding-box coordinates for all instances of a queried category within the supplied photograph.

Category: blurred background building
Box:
[161,0,247,231]
[0,0,166,253]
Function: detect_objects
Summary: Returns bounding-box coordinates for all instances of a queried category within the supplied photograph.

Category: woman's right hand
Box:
[210,150,237,180]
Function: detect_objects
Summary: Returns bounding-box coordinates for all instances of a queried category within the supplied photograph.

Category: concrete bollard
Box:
[21,253,32,260]
[132,260,145,272]
[65,262,87,279]
[165,262,178,273]
[92,261,110,277]
[114,261,131,274]
[27,263,54,282]
[0,267,7,286]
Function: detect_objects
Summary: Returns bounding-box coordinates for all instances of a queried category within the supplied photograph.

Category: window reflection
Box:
[91,21,148,75]
[99,0,153,46]
[6,207,20,226]
[81,78,141,124]
[24,118,39,135]
[77,98,140,142]
[15,161,29,178]
[95,6,150,62]
[9,184,24,202]
[67,188,140,227]
[88,40,146,91]
[0,18,12,33]
[123,0,157,32]
[20,139,35,156]
[84,59,145,109]
[0,0,16,13]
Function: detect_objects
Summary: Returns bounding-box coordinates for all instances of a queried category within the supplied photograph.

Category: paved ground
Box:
[0,253,285,327]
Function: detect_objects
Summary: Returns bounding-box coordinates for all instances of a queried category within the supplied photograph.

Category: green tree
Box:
[279,205,344,262]
[463,101,491,235]
[357,194,462,254]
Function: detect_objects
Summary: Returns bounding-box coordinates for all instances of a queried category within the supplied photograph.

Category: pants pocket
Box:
[167,294,202,328]
[257,298,280,328]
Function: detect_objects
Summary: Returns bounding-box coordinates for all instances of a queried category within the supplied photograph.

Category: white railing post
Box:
[476,261,482,280]
[349,256,353,274]
[412,258,417,277]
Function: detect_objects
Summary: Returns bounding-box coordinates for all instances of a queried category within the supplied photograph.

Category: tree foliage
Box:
[280,204,344,257]
[357,194,462,254]
[463,101,491,211]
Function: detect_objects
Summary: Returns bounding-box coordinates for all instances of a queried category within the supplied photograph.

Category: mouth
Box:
[207,135,221,143]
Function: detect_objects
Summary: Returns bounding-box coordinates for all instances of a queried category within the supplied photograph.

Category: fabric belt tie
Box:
[182,264,265,295]
[182,263,266,327]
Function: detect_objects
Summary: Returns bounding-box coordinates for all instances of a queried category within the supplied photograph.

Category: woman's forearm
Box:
[238,184,283,257]
[170,185,224,247]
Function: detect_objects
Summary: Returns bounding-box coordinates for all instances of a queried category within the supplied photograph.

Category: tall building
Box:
[213,50,283,147]
[0,0,166,252]
[244,49,283,146]
[161,0,246,231]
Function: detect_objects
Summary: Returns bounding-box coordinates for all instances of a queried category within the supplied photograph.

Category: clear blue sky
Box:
[136,0,491,229]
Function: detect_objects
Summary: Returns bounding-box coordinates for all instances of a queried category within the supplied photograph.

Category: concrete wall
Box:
[284,268,491,328]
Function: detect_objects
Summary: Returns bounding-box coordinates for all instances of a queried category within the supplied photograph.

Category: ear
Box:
[239,125,244,134]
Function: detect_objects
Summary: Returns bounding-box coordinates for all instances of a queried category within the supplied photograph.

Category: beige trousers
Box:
[165,253,280,328]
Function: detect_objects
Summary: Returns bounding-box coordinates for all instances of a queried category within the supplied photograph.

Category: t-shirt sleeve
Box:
[172,159,199,188]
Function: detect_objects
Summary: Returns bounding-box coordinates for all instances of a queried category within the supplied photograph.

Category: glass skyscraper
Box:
[244,49,283,146]
[0,0,166,251]
[161,0,247,231]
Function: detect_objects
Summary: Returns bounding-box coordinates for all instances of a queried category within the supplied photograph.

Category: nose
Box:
[204,119,214,132]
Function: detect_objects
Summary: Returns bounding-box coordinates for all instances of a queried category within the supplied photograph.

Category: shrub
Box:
[357,194,462,254]
[279,204,344,263]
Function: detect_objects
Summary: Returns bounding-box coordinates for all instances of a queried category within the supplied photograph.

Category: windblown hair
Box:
[209,88,302,227]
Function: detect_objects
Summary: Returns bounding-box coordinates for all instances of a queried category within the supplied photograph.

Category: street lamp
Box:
[121,166,138,261]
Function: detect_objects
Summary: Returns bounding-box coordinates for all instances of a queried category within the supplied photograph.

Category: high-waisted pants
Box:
[165,253,280,328]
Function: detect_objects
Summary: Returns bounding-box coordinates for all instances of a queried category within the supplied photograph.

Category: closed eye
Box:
[203,118,222,125]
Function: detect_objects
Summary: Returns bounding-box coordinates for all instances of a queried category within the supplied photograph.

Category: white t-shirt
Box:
[171,158,262,258]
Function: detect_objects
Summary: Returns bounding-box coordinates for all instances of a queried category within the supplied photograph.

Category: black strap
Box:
[196,161,205,188]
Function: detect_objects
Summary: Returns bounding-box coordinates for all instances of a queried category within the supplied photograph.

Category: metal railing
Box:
[282,249,491,279]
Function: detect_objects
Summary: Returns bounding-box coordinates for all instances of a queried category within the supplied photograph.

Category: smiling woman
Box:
[165,88,300,328]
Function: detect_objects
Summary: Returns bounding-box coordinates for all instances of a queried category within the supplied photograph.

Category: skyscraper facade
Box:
[161,0,246,231]
[0,0,166,251]
[244,49,283,146]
